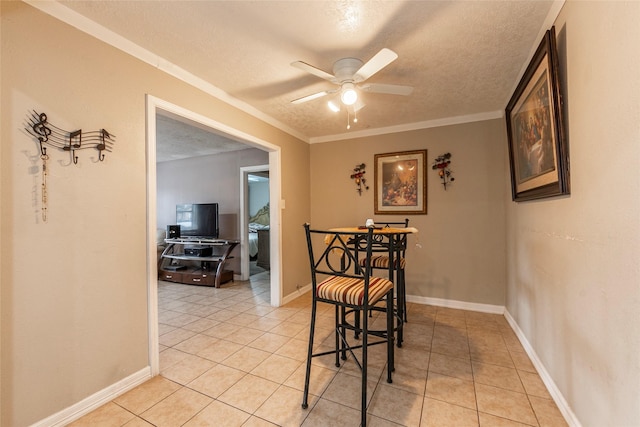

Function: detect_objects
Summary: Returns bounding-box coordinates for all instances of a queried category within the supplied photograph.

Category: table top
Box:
[328,226,418,234]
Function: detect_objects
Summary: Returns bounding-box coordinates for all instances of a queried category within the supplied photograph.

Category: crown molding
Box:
[25,1,548,145]
[23,0,309,143]
[309,110,504,144]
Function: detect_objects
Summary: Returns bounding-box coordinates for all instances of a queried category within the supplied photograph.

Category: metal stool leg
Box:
[302,298,317,409]
[361,303,369,427]
[398,267,407,322]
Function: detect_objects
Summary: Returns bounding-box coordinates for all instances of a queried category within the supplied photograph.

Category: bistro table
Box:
[328,226,418,345]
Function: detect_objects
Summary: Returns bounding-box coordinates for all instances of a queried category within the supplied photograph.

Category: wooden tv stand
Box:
[158,238,239,288]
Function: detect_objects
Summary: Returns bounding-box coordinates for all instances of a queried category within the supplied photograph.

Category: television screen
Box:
[176,203,219,238]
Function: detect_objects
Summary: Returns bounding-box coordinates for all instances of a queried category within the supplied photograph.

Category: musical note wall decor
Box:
[25,110,116,222]
[25,110,115,164]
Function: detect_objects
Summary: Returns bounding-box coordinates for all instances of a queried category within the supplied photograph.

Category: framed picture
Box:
[374,150,427,215]
[506,26,569,202]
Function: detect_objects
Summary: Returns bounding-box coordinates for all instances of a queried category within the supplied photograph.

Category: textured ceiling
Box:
[53,0,558,156]
[156,114,253,162]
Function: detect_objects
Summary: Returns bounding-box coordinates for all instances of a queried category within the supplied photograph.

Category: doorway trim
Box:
[240,165,269,281]
[146,95,282,375]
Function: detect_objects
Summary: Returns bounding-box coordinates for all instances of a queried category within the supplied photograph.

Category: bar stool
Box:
[359,219,409,327]
[302,224,395,427]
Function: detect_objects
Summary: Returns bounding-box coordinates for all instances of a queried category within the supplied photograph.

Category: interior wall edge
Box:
[504,309,581,427]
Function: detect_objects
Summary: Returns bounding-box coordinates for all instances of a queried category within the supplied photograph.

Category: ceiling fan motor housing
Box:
[332,57,364,83]
[290,48,411,107]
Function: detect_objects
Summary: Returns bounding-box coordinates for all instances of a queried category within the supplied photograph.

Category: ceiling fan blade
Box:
[290,90,334,104]
[359,83,413,96]
[291,61,336,82]
[353,48,398,83]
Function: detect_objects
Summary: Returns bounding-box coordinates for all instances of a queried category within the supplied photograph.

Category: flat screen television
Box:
[176,203,219,238]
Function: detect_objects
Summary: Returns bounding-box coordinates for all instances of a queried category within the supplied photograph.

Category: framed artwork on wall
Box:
[506,26,570,202]
[374,149,427,215]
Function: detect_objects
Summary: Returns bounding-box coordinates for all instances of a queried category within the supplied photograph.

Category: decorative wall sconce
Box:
[432,152,454,190]
[350,163,369,195]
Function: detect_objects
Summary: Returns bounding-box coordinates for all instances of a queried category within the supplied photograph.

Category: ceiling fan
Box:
[290,48,413,110]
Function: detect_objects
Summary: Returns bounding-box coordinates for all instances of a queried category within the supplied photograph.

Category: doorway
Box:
[146,95,282,375]
[240,166,270,280]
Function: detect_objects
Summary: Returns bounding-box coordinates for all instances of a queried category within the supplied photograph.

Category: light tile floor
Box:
[70,272,568,426]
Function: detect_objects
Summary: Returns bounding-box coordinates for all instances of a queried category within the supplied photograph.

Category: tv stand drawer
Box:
[159,271,183,283]
[182,271,215,286]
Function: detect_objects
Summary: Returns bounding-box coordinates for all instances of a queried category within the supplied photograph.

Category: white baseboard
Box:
[406,294,505,314]
[504,310,582,427]
[283,287,504,314]
[32,366,152,427]
[282,283,311,305]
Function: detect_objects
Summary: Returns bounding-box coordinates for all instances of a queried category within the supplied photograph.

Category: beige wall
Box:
[0,2,309,425]
[310,119,508,306]
[2,1,639,426]
[506,2,640,425]
[156,148,269,228]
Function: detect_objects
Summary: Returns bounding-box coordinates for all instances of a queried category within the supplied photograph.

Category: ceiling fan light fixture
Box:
[341,83,358,105]
[327,99,341,112]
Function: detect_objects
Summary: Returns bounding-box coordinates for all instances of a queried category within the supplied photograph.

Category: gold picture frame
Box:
[374,150,427,215]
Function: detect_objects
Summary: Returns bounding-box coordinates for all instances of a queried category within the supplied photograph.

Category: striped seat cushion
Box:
[316,275,393,306]
[359,255,406,270]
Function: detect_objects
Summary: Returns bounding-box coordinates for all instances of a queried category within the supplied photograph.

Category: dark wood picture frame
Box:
[506,26,569,202]
[374,149,427,215]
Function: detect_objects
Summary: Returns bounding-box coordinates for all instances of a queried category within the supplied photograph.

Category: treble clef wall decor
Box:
[25,110,116,222]
[25,110,115,164]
